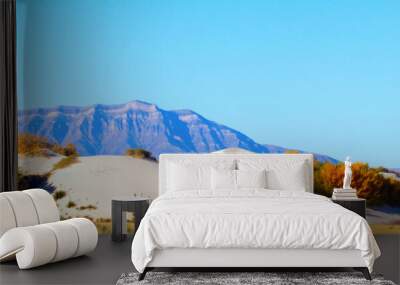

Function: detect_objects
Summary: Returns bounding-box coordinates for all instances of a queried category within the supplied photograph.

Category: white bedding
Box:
[131,190,380,273]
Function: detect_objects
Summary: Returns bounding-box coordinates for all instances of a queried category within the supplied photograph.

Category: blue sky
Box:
[17,0,400,167]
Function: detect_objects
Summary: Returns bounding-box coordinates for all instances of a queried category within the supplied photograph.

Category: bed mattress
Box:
[131,190,380,273]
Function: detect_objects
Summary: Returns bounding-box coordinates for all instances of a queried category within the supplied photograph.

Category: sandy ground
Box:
[18,155,64,174]
[19,155,158,219]
[50,156,158,219]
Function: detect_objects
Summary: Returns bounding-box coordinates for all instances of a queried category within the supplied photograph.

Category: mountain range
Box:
[18,100,338,163]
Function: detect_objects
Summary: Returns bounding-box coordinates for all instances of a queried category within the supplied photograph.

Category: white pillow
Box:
[167,160,236,192]
[238,159,307,191]
[211,168,236,190]
[266,162,306,191]
[236,169,267,189]
[167,163,210,191]
[273,163,307,191]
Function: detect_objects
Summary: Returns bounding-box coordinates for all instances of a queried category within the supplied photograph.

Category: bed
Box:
[131,153,380,280]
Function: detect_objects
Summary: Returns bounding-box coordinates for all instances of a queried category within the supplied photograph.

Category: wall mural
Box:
[17,0,400,234]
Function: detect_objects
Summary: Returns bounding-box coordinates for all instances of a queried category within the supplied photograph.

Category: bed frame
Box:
[139,153,371,280]
[140,248,370,280]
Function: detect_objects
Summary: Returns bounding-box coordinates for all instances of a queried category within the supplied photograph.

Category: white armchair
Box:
[0,189,98,269]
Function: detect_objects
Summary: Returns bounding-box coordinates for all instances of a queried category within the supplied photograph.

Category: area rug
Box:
[116,272,396,285]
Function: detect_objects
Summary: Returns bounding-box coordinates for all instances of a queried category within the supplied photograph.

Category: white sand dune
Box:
[18,155,64,175]
[47,156,158,219]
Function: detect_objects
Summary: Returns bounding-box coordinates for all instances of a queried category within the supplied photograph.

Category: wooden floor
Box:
[0,235,398,285]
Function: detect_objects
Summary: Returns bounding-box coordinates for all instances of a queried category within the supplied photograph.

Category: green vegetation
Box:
[125,148,156,161]
[314,161,400,207]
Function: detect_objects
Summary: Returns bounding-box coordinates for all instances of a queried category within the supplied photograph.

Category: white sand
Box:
[18,155,64,175]
[47,156,158,219]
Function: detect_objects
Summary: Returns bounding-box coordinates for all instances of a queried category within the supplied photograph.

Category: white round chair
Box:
[0,189,98,269]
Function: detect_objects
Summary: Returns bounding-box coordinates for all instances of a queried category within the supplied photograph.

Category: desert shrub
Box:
[284,149,300,154]
[78,204,97,210]
[52,156,79,171]
[18,133,79,157]
[125,148,156,161]
[67,201,76,208]
[313,161,344,197]
[51,144,65,155]
[96,218,111,223]
[94,218,133,234]
[63,143,78,157]
[314,161,400,207]
[19,133,57,156]
[53,190,67,201]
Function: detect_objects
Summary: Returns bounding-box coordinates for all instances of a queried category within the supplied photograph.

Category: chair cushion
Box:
[42,221,79,262]
[0,191,39,227]
[0,218,98,269]
[0,196,17,237]
[0,189,60,238]
[0,226,57,269]
[24,189,60,224]
[63,218,98,257]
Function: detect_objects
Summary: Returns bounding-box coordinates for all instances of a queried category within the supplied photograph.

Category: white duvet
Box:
[131,190,380,273]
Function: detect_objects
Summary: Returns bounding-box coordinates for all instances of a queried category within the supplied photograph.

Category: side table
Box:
[112,196,150,242]
[331,198,366,218]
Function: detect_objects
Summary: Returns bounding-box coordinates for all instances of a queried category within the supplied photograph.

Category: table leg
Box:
[122,211,127,235]
[112,201,124,242]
